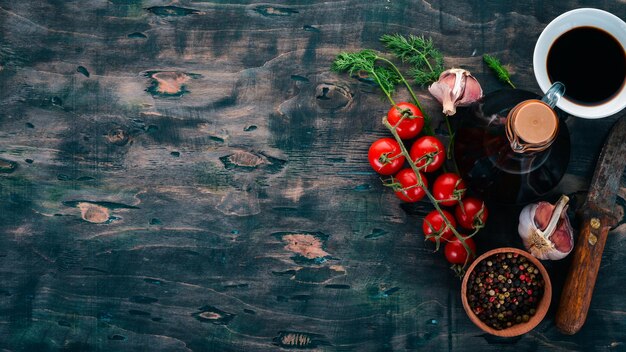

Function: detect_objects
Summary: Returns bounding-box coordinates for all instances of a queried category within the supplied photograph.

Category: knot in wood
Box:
[146,71,191,97]
[315,83,352,111]
[77,202,110,224]
[0,158,18,173]
[106,128,130,146]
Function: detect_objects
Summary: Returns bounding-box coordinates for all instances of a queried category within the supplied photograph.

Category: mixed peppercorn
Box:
[467,252,545,330]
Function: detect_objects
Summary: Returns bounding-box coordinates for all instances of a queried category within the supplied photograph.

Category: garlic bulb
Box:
[428,68,483,116]
[518,195,574,260]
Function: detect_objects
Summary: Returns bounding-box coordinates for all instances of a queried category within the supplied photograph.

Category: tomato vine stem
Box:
[376,55,474,273]
[332,49,474,273]
[383,117,475,273]
[376,56,434,136]
[378,58,473,272]
[443,117,460,175]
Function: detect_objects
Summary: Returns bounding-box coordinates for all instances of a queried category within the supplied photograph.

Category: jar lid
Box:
[506,100,559,153]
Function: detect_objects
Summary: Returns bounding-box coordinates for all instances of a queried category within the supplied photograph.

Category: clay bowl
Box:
[461,247,552,337]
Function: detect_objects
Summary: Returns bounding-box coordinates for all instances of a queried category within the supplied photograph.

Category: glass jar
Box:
[454,84,570,204]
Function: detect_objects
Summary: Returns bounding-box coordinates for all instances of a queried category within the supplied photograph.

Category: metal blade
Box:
[585,115,626,219]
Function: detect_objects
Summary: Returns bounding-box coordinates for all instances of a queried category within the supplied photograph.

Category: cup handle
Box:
[541,82,566,109]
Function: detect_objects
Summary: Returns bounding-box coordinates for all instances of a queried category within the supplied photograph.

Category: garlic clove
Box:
[518,195,574,260]
[428,68,483,116]
[551,221,573,253]
[534,202,554,230]
[534,198,574,254]
[427,82,455,115]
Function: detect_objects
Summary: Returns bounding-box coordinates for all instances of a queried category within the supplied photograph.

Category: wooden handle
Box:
[555,211,611,334]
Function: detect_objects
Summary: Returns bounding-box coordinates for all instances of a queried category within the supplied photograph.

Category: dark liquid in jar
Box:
[454,90,570,204]
[547,26,626,105]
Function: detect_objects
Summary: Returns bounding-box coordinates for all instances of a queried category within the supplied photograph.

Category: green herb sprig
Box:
[332,41,480,275]
[332,50,402,100]
[380,34,460,173]
[380,34,444,87]
[331,49,434,135]
[483,54,515,88]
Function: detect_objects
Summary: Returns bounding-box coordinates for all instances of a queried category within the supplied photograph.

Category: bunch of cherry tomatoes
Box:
[368,102,489,267]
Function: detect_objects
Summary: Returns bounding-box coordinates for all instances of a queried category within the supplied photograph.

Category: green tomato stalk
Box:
[332,49,479,274]
[383,117,475,272]
[331,50,434,136]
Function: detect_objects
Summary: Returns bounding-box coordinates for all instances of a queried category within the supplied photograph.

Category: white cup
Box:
[533,8,626,119]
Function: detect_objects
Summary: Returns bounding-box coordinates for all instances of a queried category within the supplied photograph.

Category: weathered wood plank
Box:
[1,0,625,351]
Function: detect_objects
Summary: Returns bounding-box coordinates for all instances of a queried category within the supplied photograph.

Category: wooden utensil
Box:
[555,115,626,334]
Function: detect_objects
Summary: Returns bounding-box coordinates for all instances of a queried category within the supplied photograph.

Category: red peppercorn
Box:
[466,252,545,331]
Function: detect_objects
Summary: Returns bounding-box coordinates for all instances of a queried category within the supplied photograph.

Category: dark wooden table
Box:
[1,1,625,351]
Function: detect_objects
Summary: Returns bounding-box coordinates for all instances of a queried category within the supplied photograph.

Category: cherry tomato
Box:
[455,197,489,230]
[387,102,424,140]
[433,173,467,207]
[444,237,476,264]
[422,210,456,243]
[368,138,405,175]
[394,168,428,202]
[409,136,445,172]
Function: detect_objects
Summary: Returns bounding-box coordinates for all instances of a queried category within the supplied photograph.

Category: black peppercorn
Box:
[467,252,545,330]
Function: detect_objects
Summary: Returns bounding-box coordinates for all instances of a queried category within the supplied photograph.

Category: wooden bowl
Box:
[461,247,552,337]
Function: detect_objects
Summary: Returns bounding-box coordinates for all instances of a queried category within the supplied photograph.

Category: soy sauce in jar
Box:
[454,89,570,204]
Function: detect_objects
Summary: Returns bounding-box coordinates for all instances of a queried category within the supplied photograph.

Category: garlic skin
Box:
[428,68,483,116]
[518,195,574,260]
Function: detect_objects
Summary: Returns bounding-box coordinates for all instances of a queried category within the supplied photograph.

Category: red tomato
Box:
[444,237,476,264]
[393,168,428,202]
[387,102,424,140]
[422,210,456,243]
[409,136,445,172]
[368,138,405,175]
[433,173,467,207]
[455,197,489,230]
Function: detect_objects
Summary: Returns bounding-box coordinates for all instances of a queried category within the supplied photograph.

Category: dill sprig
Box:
[483,54,515,88]
[331,50,376,75]
[331,49,434,135]
[331,39,478,274]
[332,50,401,96]
[380,34,444,87]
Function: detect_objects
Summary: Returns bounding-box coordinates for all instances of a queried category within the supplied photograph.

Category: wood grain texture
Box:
[556,210,612,335]
[1,0,625,351]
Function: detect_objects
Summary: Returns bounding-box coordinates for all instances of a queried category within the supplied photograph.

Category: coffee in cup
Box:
[534,8,626,118]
